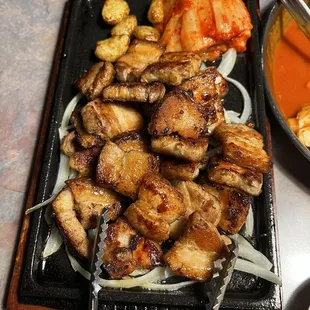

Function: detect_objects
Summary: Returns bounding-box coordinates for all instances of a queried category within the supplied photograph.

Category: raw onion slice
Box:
[217,48,237,77]
[42,222,63,258]
[245,205,254,238]
[141,281,195,291]
[235,258,282,286]
[61,92,83,129]
[66,248,91,280]
[224,109,242,124]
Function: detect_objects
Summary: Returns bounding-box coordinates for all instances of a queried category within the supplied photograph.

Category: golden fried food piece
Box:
[81,99,144,140]
[112,131,150,153]
[115,40,164,82]
[52,187,90,258]
[151,135,208,162]
[133,26,160,42]
[75,62,115,100]
[214,123,272,173]
[148,0,164,24]
[140,52,202,86]
[61,131,77,157]
[160,160,201,181]
[201,182,250,235]
[208,156,263,196]
[95,35,130,62]
[97,141,159,199]
[103,217,163,279]
[148,91,208,139]
[69,146,101,177]
[165,212,228,282]
[102,82,166,103]
[170,181,221,239]
[111,15,137,37]
[125,174,185,241]
[101,0,130,25]
[66,177,122,229]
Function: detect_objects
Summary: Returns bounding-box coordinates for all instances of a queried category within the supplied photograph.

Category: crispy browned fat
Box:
[151,135,208,162]
[96,141,159,199]
[165,212,228,282]
[102,82,166,103]
[112,131,150,153]
[81,99,144,140]
[75,62,115,100]
[140,52,202,86]
[148,90,208,139]
[115,40,164,82]
[69,146,101,177]
[103,217,163,279]
[160,160,201,181]
[214,123,272,173]
[125,174,186,242]
[208,155,263,196]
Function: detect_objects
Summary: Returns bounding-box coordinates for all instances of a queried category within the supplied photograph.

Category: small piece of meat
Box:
[103,217,163,279]
[61,131,77,157]
[125,173,186,241]
[112,131,150,153]
[52,187,90,258]
[164,212,228,282]
[208,155,263,196]
[102,82,166,103]
[160,160,201,181]
[201,182,250,235]
[69,146,101,177]
[75,61,115,100]
[70,111,103,149]
[148,90,208,139]
[96,141,159,199]
[140,52,202,86]
[151,135,208,162]
[115,40,164,82]
[81,99,144,140]
[214,123,272,173]
[170,181,221,239]
[66,177,122,229]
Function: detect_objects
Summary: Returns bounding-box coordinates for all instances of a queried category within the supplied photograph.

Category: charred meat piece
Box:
[148,90,208,139]
[201,182,250,235]
[115,40,164,82]
[66,177,122,229]
[140,52,202,86]
[208,155,263,196]
[81,99,144,140]
[69,146,101,177]
[103,217,163,279]
[102,82,166,103]
[75,62,115,100]
[160,160,202,181]
[96,141,159,199]
[214,123,272,173]
[170,181,221,239]
[151,135,208,162]
[61,131,77,157]
[112,131,150,153]
[125,174,185,242]
[165,212,228,282]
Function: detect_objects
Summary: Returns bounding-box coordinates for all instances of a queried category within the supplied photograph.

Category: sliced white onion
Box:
[200,62,207,70]
[164,266,175,279]
[61,92,83,129]
[230,234,253,249]
[129,269,150,277]
[217,48,237,77]
[224,109,242,124]
[225,77,252,124]
[66,248,91,280]
[245,205,254,238]
[235,258,282,286]
[42,221,63,258]
[52,153,70,194]
[25,194,57,215]
[141,281,195,291]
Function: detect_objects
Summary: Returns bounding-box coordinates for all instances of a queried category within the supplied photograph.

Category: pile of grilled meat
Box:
[53,44,271,283]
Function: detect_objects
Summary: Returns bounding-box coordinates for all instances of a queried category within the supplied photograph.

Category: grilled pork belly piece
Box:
[96,141,159,199]
[125,174,185,242]
[61,131,77,157]
[103,217,163,279]
[66,177,122,229]
[160,160,202,181]
[140,52,202,86]
[115,40,164,82]
[165,212,228,282]
[208,155,263,196]
[214,123,272,173]
[69,146,101,177]
[75,61,115,100]
[81,99,144,140]
[151,135,208,162]
[102,82,166,103]
[112,131,150,153]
